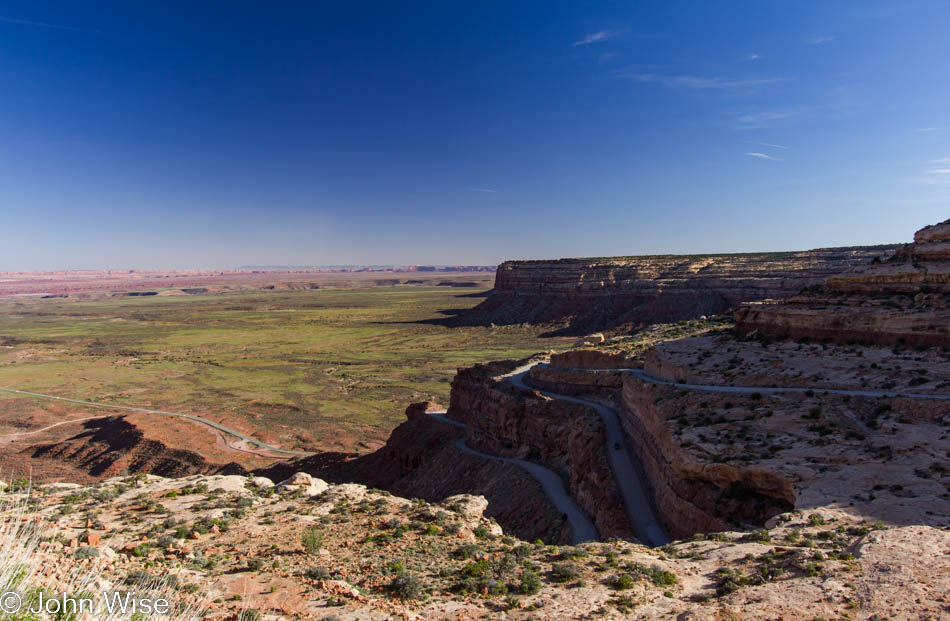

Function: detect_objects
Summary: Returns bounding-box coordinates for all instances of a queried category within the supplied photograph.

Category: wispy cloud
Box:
[806,35,836,45]
[733,107,806,129]
[622,72,787,89]
[469,188,499,193]
[746,53,760,61]
[901,158,950,185]
[750,141,791,150]
[917,127,944,132]
[0,15,100,34]
[574,29,627,46]
[746,152,784,161]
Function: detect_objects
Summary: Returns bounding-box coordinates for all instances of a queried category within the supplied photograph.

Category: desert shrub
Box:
[74,546,99,560]
[611,573,635,590]
[647,568,677,587]
[714,567,751,596]
[305,566,331,580]
[551,562,581,583]
[741,529,771,543]
[239,608,262,621]
[388,571,423,599]
[519,569,542,595]
[301,525,323,555]
[512,544,533,559]
[556,546,588,560]
[628,563,677,587]
[125,569,152,585]
[452,543,480,559]
[157,534,177,548]
[459,559,490,577]
[189,553,214,570]
[246,558,265,572]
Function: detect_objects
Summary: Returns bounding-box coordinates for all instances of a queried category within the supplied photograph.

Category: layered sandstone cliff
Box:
[524,357,797,540]
[736,219,950,346]
[618,377,795,539]
[452,246,898,334]
[448,361,634,540]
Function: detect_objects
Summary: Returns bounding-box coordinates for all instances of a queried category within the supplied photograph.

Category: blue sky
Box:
[1,1,948,268]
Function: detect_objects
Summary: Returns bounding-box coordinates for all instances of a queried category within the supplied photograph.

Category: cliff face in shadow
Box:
[253,400,573,544]
[450,246,899,335]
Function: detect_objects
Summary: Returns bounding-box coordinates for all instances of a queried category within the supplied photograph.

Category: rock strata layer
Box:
[736,219,950,346]
[618,377,795,539]
[452,246,899,334]
[448,361,635,540]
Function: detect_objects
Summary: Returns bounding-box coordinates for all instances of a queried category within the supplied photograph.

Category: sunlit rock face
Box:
[453,245,899,334]
[736,219,950,347]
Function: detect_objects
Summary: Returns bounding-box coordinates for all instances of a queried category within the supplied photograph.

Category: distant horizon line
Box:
[0,239,909,274]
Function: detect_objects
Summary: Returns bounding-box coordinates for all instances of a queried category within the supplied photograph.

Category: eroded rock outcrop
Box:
[736,219,950,346]
[448,362,634,540]
[618,377,795,539]
[254,400,573,544]
[453,246,898,334]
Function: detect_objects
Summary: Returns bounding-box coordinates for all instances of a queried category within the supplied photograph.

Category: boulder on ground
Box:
[278,472,313,488]
[440,494,489,519]
[201,475,253,495]
[277,472,328,496]
[247,476,274,488]
[405,401,445,420]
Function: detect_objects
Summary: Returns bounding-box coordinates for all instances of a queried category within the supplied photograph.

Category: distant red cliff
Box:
[450,246,899,335]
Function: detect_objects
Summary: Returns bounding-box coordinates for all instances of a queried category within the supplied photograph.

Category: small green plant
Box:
[519,569,542,595]
[239,608,262,621]
[305,566,331,580]
[301,525,323,555]
[453,542,480,559]
[551,562,581,583]
[388,571,423,599]
[246,557,265,572]
[612,573,635,590]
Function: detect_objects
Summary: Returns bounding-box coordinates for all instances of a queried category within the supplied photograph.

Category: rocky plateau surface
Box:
[3,470,947,620]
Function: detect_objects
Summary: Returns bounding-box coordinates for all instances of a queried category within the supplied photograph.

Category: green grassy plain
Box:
[0,287,570,451]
